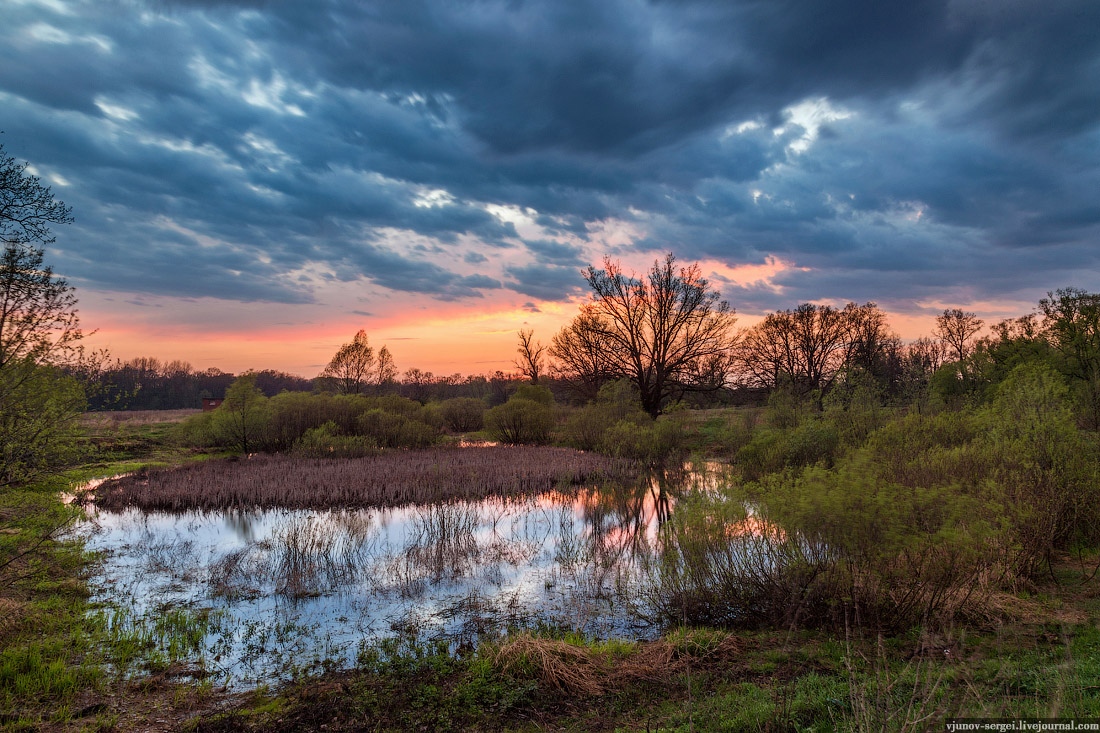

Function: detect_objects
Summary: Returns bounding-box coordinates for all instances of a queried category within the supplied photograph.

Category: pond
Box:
[72,463,721,688]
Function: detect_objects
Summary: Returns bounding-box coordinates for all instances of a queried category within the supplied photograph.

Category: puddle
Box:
[72,464,721,687]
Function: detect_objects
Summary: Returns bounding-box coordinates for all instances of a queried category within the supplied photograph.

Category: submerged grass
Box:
[91,446,638,511]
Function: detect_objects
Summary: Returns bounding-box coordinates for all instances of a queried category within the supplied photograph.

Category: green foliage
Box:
[561,379,668,459]
[598,415,689,465]
[822,377,888,448]
[734,418,839,481]
[176,390,444,453]
[0,362,86,487]
[782,420,839,467]
[356,408,441,448]
[209,374,270,453]
[981,363,1100,572]
[438,397,486,432]
[765,388,807,429]
[930,362,969,407]
[484,398,554,444]
[665,362,1100,632]
[512,383,554,406]
[292,421,379,458]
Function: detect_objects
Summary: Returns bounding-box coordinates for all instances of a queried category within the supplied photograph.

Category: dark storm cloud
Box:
[1,0,1098,309]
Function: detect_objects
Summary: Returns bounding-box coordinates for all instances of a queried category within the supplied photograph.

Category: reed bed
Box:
[91,446,638,511]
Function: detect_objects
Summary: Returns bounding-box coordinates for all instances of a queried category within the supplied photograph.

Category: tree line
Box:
[530,253,1100,425]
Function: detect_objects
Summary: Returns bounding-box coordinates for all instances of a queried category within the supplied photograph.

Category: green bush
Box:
[561,403,609,451]
[484,399,553,445]
[207,374,271,453]
[561,380,652,453]
[512,383,554,406]
[439,398,485,432]
[656,450,998,631]
[981,362,1100,573]
[765,388,806,430]
[293,421,379,458]
[356,409,441,448]
[735,428,785,480]
[782,420,839,467]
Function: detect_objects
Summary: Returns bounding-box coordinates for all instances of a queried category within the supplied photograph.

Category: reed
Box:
[91,446,638,511]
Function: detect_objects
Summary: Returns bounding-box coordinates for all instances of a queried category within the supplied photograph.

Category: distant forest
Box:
[82,358,529,411]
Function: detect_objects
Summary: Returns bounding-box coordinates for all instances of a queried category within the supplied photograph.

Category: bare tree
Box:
[552,253,737,416]
[321,330,375,394]
[844,303,896,375]
[550,308,613,402]
[515,328,546,384]
[403,367,434,403]
[735,303,851,398]
[904,336,947,380]
[934,308,984,364]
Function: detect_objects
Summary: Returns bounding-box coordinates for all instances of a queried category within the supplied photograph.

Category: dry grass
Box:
[80,409,200,426]
[91,447,638,511]
[490,634,609,696]
[489,631,745,697]
[0,598,27,641]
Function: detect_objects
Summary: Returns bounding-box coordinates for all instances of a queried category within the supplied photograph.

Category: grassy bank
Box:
[194,564,1100,731]
[0,412,228,731]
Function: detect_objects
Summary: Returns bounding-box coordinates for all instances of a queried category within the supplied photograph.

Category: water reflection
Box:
[73,463,719,688]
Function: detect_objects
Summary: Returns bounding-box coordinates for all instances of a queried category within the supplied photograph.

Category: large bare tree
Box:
[552,253,737,416]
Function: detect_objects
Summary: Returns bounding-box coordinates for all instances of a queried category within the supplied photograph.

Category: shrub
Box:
[293,421,378,458]
[735,429,785,481]
[561,380,651,452]
[356,409,441,448]
[782,420,839,467]
[600,420,656,461]
[439,398,485,432]
[764,388,806,430]
[484,399,553,445]
[561,403,609,451]
[174,411,218,448]
[512,383,554,406]
[208,375,270,453]
[980,362,1100,574]
[654,453,998,631]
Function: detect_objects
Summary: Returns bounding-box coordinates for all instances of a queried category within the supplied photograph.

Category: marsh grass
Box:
[92,446,637,511]
[207,512,377,599]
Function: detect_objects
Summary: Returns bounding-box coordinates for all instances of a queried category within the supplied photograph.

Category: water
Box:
[73,466,719,687]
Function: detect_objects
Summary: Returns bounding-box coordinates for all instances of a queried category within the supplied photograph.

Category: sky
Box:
[3,0,1099,377]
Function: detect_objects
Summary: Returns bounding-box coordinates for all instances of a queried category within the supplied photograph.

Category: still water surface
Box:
[74,466,719,686]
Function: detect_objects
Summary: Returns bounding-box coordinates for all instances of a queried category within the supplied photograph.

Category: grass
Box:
[92,446,639,511]
[182,583,1100,731]
[0,412,230,731]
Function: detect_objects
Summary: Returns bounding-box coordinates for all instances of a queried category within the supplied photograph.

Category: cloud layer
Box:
[3,0,1098,325]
